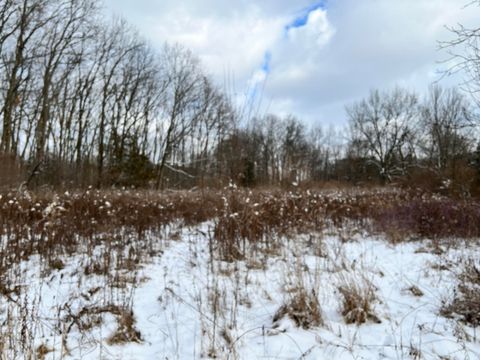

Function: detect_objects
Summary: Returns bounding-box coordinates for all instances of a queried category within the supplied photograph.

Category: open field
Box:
[2,1,480,359]
[0,187,479,359]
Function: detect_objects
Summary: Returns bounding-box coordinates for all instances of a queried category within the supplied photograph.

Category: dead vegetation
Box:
[407,285,424,297]
[338,276,381,325]
[0,186,479,358]
[107,307,143,345]
[273,288,323,329]
[36,344,53,360]
[0,154,23,190]
[62,303,142,346]
[441,259,480,327]
[272,259,324,330]
[2,187,478,271]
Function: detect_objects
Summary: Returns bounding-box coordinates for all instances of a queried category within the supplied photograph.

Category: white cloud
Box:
[286,9,334,47]
[104,0,480,126]
[105,0,290,84]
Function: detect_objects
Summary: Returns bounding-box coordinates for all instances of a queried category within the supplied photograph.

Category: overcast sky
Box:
[104,0,480,127]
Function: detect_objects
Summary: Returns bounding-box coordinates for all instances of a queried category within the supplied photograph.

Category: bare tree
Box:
[347,87,418,182]
[419,85,474,172]
[0,0,244,188]
[1,0,49,154]
[34,0,97,161]
[442,1,480,107]
[155,43,202,189]
[95,19,144,185]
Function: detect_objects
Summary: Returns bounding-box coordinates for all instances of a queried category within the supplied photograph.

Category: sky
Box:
[104,0,480,127]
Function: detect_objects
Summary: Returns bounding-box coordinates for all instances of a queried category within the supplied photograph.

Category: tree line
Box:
[217,85,479,195]
[1,0,479,195]
[0,0,235,188]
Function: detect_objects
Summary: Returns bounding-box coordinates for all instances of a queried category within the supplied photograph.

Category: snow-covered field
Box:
[2,220,479,359]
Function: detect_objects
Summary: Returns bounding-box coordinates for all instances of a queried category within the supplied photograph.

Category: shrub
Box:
[373,198,480,240]
[0,153,24,189]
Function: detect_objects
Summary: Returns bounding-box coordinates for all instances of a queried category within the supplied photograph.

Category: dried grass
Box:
[338,276,381,325]
[441,259,480,327]
[1,186,478,357]
[273,288,323,329]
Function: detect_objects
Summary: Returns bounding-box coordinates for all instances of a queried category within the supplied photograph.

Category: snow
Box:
[1,223,479,359]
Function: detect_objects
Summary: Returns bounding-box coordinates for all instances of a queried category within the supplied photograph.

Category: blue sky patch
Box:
[285,1,326,32]
[250,2,325,104]
[261,51,272,73]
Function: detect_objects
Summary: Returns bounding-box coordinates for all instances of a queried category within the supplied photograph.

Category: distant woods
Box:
[0,0,479,195]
